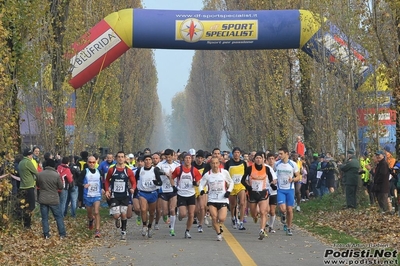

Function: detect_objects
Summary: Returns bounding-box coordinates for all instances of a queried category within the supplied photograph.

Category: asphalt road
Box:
[90,213,329,266]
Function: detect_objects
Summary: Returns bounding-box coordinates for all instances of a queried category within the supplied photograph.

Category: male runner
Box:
[105,151,136,240]
[199,157,233,241]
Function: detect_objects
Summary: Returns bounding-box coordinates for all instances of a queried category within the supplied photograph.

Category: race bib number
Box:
[209,181,223,199]
[87,182,100,197]
[89,182,98,192]
[208,191,220,199]
[163,182,171,189]
[281,177,289,185]
[114,180,126,193]
[143,179,153,188]
[251,180,263,191]
[232,174,242,184]
[180,179,191,190]
[162,179,172,191]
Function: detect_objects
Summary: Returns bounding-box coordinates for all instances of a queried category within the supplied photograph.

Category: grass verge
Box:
[294,192,361,244]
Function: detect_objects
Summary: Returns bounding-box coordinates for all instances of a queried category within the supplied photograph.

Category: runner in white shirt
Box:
[157,149,180,236]
[199,157,234,241]
[275,147,300,236]
[171,153,202,239]
[136,154,162,238]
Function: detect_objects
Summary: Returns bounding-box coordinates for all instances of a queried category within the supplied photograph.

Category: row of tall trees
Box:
[1,0,400,161]
[0,0,162,160]
[168,0,400,156]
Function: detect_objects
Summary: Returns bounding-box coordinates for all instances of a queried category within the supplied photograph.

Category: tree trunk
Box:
[50,0,70,155]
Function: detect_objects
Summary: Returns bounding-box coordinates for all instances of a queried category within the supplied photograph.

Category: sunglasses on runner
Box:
[88,161,96,164]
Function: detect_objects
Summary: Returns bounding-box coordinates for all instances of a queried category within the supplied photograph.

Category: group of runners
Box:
[80,147,300,241]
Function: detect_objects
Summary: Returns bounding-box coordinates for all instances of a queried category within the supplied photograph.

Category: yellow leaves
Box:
[2,214,8,221]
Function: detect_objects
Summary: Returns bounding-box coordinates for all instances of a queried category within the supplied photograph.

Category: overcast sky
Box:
[142,0,204,114]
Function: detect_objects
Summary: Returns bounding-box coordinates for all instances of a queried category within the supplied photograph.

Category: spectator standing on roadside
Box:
[340,149,360,209]
[320,153,336,193]
[295,136,305,157]
[64,155,80,218]
[360,153,373,205]
[57,157,73,217]
[36,159,66,239]
[372,150,390,213]
[18,148,38,229]
[308,153,319,198]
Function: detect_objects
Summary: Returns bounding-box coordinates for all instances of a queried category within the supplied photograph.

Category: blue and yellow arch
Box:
[68,9,373,90]
[68,8,392,151]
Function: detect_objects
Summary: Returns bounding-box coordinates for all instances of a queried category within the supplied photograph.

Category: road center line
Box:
[222,225,257,266]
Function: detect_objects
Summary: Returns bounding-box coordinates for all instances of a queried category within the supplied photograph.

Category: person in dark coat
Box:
[36,159,66,239]
[340,149,360,208]
[373,150,390,212]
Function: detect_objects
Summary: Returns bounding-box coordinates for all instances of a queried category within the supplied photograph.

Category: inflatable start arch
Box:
[68,8,394,152]
[68,9,373,90]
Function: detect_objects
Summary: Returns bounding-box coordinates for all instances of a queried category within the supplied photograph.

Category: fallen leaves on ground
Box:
[311,206,400,250]
[0,215,113,265]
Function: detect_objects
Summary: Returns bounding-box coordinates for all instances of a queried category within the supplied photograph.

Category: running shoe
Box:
[141,227,148,237]
[170,229,175,236]
[204,216,211,227]
[148,228,153,238]
[185,231,192,239]
[136,216,141,226]
[115,217,121,228]
[238,223,246,230]
[258,229,265,240]
[120,231,127,241]
[95,230,101,238]
[287,228,293,236]
[163,215,169,224]
[253,216,258,224]
[232,218,237,229]
[88,219,94,230]
[217,234,223,241]
[154,224,160,230]
[269,227,276,233]
[283,224,287,231]
[296,206,301,212]
[197,225,203,233]
[193,218,198,225]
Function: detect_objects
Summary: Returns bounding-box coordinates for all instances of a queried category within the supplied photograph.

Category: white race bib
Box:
[114,180,126,193]
[251,180,263,191]
[232,174,242,184]
[143,179,153,188]
[209,181,224,199]
[208,191,220,199]
[180,179,191,190]
[162,181,171,190]
[88,182,99,197]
